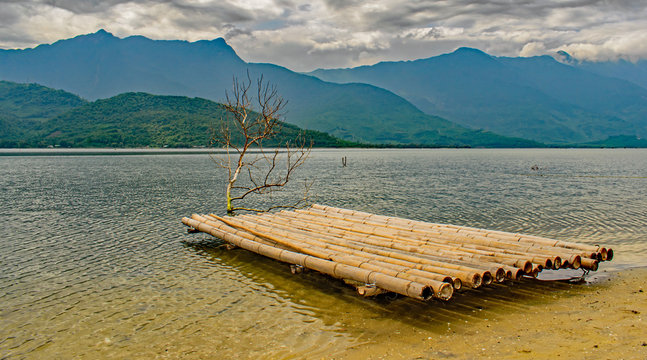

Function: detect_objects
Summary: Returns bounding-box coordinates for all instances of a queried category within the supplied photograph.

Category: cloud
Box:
[520,42,548,57]
[400,26,464,41]
[557,29,647,62]
[1,0,646,70]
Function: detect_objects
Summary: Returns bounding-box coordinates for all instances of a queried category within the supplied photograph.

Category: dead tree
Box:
[211,74,312,215]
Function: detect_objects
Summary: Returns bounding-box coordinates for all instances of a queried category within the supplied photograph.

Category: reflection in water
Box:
[1,149,645,358]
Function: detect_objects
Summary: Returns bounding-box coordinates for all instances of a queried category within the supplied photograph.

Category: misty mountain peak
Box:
[94,29,112,36]
[452,47,490,57]
[555,50,578,65]
[82,29,117,41]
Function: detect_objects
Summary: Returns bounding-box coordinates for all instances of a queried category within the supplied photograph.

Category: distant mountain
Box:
[555,51,647,91]
[310,48,647,144]
[0,81,357,148]
[0,31,535,147]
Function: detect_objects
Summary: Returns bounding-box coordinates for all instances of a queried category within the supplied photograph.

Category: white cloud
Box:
[400,26,464,41]
[520,42,548,57]
[1,0,647,70]
[557,30,647,62]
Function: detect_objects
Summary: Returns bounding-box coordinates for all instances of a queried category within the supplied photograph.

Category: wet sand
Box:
[338,267,647,360]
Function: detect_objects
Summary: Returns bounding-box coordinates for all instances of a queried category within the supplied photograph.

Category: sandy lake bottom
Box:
[339,267,647,360]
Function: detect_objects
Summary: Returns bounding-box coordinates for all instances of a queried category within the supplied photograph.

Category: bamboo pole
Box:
[181,204,610,302]
[284,209,561,267]
[256,213,511,284]
[200,215,454,299]
[312,204,611,260]
[271,211,532,274]
[183,216,435,300]
[212,214,485,288]
[579,257,599,271]
[238,213,497,285]
[232,215,472,289]
[303,206,594,266]
[310,205,593,253]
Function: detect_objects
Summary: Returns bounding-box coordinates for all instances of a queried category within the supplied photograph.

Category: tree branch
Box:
[209,73,312,215]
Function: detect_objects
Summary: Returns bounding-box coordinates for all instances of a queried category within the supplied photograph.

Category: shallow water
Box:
[1,148,646,358]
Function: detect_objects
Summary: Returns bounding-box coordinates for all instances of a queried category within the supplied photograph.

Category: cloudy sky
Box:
[1,0,646,71]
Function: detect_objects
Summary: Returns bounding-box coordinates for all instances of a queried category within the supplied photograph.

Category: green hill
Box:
[0,85,358,148]
[0,80,87,121]
[1,80,542,148]
[0,81,88,146]
[38,92,356,148]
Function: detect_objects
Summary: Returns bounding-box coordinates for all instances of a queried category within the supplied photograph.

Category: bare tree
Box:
[211,73,312,215]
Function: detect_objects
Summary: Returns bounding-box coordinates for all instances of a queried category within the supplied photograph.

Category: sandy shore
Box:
[337,267,647,360]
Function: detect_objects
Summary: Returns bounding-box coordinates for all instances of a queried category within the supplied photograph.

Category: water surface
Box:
[1,149,646,358]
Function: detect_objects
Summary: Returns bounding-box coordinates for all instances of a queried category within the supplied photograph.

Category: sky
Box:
[1,0,646,72]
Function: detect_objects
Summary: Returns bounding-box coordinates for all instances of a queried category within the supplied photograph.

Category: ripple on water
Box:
[0,149,646,358]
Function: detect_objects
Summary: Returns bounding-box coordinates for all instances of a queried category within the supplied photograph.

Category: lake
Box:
[1,148,646,358]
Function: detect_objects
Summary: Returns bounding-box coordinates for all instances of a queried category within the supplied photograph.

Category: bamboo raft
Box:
[182,204,613,302]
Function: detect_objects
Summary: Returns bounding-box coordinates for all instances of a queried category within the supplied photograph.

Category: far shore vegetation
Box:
[2,81,646,149]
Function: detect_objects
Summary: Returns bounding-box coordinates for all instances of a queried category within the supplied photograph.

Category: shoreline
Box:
[2,147,647,157]
[336,266,647,359]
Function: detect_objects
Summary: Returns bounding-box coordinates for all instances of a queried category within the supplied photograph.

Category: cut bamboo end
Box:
[481,271,493,286]
[599,248,608,261]
[606,248,614,261]
[570,255,582,270]
[510,268,524,281]
[422,286,435,301]
[466,273,482,288]
[493,268,506,283]
[451,277,463,291]
[435,282,454,301]
[511,260,532,274]
[544,258,553,269]
[580,258,599,271]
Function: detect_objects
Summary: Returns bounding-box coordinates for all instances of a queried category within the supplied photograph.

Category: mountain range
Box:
[555,51,647,90]
[310,48,647,144]
[0,30,646,147]
[0,30,534,147]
